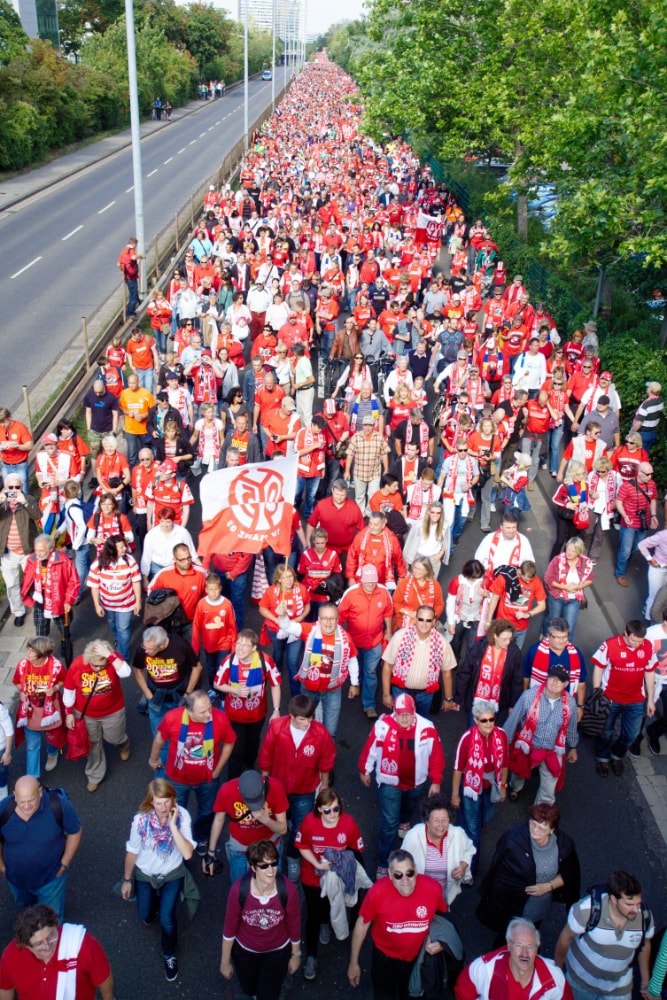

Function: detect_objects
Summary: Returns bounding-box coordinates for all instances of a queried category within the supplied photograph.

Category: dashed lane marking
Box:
[62,226,83,241]
[10,257,42,279]
[147,169,158,177]
[98,201,116,214]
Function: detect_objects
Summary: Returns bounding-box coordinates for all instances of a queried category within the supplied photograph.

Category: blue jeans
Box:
[104,608,133,662]
[452,501,467,542]
[200,648,228,689]
[460,788,495,874]
[23,727,51,777]
[125,431,144,468]
[270,635,304,697]
[302,686,341,740]
[227,840,283,884]
[135,875,183,957]
[391,684,433,718]
[220,571,248,630]
[615,526,646,578]
[125,278,139,315]
[170,777,220,843]
[546,595,582,637]
[135,368,155,393]
[640,431,657,454]
[8,873,68,922]
[72,545,90,599]
[2,462,29,494]
[548,425,564,475]
[358,644,382,711]
[595,700,646,761]
[295,476,320,520]
[377,782,428,868]
[287,792,315,858]
[154,327,168,355]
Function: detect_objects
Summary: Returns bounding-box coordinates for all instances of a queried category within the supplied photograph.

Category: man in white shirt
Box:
[512,338,547,397]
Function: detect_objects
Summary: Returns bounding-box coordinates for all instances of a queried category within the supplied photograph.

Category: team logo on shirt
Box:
[416,906,427,918]
[337,832,346,844]
[303,744,315,756]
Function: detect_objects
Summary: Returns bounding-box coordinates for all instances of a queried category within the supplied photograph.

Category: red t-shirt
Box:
[192,596,237,654]
[63,654,126,718]
[525,400,551,435]
[0,931,110,1000]
[591,635,656,704]
[159,707,236,784]
[308,497,365,552]
[214,652,281,724]
[359,874,446,961]
[294,811,364,886]
[490,575,546,632]
[213,775,289,846]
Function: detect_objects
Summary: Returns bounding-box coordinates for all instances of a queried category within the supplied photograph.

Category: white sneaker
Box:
[489,503,497,512]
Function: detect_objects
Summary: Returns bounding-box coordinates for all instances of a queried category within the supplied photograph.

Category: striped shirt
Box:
[87,557,141,611]
[565,894,654,996]
[634,396,664,431]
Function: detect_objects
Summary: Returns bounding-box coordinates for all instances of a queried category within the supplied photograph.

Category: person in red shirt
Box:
[345,512,407,590]
[522,389,552,485]
[298,528,343,611]
[191,573,237,693]
[307,480,365,563]
[131,448,156,547]
[0,904,113,1000]
[149,545,208,637]
[204,769,288,881]
[258,693,336,876]
[125,328,159,394]
[347,846,446,993]
[0,407,33,495]
[63,639,131,793]
[296,787,365,981]
[145,459,195,529]
[149,690,236,847]
[614,461,658,584]
[488,561,547,650]
[337,565,394,719]
[369,474,406,517]
[592,620,656,776]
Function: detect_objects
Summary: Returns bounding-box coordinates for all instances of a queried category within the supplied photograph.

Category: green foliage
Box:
[0,0,29,66]
[185,3,231,75]
[0,98,43,169]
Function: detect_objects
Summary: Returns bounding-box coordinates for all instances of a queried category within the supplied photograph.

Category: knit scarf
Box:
[175,709,214,778]
[531,641,580,686]
[350,395,380,432]
[511,683,570,778]
[475,643,507,706]
[447,365,469,397]
[443,455,475,500]
[481,338,504,380]
[408,481,438,521]
[358,528,394,583]
[557,553,594,601]
[391,626,445,693]
[397,577,438,628]
[567,481,587,507]
[138,808,181,855]
[405,420,430,457]
[467,378,486,409]
[588,470,617,515]
[453,576,482,619]
[230,651,263,689]
[462,724,506,800]
[31,555,59,617]
[300,624,351,689]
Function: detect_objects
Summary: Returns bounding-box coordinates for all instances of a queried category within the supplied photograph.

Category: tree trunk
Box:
[517,193,528,241]
[601,272,613,319]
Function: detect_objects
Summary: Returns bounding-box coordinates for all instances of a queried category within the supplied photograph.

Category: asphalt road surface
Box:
[0,78,275,404]
[0,468,665,1000]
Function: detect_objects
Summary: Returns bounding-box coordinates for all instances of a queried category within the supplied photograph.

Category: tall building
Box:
[11,0,59,46]
[237,0,306,60]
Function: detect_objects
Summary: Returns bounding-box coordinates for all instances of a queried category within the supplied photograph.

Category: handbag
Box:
[578,687,611,738]
[66,673,99,761]
[573,507,590,529]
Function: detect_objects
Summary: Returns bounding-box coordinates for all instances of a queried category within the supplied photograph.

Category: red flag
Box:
[198,457,298,560]
[415,210,443,247]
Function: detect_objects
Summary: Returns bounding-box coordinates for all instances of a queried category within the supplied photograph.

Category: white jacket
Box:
[320,861,373,941]
[402,823,476,906]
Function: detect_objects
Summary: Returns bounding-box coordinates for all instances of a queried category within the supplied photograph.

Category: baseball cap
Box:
[238,770,266,811]
[394,693,416,714]
[282,397,296,410]
[323,399,336,417]
[160,459,178,474]
[362,415,375,425]
[165,370,178,380]
[156,391,168,401]
[43,433,58,444]
[547,664,570,683]
[600,371,612,380]
[360,564,378,583]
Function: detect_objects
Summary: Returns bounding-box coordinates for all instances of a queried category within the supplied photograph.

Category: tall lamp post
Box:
[243,0,249,151]
[124,0,146,297]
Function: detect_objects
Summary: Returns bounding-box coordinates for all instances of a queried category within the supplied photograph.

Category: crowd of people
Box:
[0,53,666,1000]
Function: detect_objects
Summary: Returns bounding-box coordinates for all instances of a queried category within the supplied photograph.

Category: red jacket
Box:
[346,527,406,585]
[258,715,336,795]
[21,551,80,614]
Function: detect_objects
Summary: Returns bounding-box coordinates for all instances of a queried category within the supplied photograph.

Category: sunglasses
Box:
[478,716,496,723]
[255,860,279,870]
[321,805,341,815]
[417,616,435,623]
[392,869,416,880]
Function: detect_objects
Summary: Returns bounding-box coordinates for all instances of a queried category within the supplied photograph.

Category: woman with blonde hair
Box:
[120,778,196,983]
[403,503,447,577]
[392,556,444,631]
[550,460,588,559]
[258,564,310,695]
[543,537,595,637]
[585,454,619,561]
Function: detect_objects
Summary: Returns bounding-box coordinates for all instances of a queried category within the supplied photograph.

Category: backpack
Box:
[584,886,651,951]
[238,868,288,910]
[93,510,135,553]
[0,787,68,841]
[69,498,97,525]
[440,330,462,365]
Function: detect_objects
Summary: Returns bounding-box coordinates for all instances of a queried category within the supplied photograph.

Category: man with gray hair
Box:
[132,626,201,737]
[0,472,40,627]
[455,917,570,1000]
[84,378,119,484]
[148,690,236,850]
[21,534,79,638]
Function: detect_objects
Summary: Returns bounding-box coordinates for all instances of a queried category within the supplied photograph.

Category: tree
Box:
[0,0,29,65]
[184,3,232,78]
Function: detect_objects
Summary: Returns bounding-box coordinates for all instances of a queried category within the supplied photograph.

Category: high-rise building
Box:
[237,0,306,61]
[10,0,59,46]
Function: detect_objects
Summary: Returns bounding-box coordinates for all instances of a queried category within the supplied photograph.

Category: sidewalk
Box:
[0,93,232,213]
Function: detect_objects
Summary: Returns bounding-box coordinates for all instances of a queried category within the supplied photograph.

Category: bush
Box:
[0,98,44,169]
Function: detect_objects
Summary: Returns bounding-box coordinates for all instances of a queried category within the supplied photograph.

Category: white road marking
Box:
[177,148,186,155]
[147,169,158,177]
[164,157,173,164]
[126,186,134,193]
[98,200,116,214]
[62,225,83,241]
[199,131,206,137]
[215,120,220,125]
[189,140,196,146]
[11,257,42,279]
[208,126,214,131]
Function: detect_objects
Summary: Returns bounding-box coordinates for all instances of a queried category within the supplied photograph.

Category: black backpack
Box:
[0,787,68,840]
[584,886,651,951]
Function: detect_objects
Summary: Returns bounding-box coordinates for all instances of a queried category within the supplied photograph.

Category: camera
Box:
[638,508,648,531]
[5,491,15,499]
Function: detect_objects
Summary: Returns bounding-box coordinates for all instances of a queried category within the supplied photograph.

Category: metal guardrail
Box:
[15,83,289,456]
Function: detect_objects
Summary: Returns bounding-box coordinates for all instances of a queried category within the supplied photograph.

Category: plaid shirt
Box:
[347,431,389,483]
[503,685,579,750]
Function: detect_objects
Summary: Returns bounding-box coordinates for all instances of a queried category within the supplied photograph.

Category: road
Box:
[0,470,664,999]
[0,78,275,406]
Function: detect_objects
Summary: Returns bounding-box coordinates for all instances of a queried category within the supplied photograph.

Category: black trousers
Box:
[231,940,290,1000]
[371,944,414,1000]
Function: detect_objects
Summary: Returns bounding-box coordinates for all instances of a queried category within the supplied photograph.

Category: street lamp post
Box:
[243,0,249,152]
[124,0,146,297]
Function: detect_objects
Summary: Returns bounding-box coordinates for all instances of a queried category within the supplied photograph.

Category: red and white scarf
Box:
[462,725,506,800]
[397,577,438,628]
[358,528,394,584]
[511,682,570,778]
[405,419,430,457]
[557,553,594,601]
[475,643,507,706]
[391,626,446,693]
[588,469,617,515]
[530,641,581,687]
[408,482,439,521]
[484,530,521,584]
[443,455,475,500]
